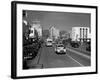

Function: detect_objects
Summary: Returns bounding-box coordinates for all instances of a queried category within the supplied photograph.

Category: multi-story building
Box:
[71,27,91,42]
[23,10,29,40]
[29,21,42,38]
[49,26,60,40]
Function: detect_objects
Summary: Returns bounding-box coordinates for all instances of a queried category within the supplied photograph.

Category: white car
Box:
[46,38,53,47]
[55,44,66,54]
[46,41,52,46]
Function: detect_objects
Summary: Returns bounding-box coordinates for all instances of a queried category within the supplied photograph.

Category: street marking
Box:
[66,53,84,66]
[66,47,90,59]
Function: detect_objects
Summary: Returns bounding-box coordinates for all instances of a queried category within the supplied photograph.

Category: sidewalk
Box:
[66,45,91,56]
[66,47,90,60]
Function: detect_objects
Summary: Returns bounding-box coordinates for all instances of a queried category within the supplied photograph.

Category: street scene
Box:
[22,10,91,69]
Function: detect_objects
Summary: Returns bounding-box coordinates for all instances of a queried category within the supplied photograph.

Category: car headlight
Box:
[57,50,60,52]
[64,49,66,52]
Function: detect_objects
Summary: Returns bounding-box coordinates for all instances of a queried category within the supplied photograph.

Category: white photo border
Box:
[11,1,98,79]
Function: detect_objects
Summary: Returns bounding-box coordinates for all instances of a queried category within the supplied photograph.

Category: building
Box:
[49,26,60,40]
[29,21,42,38]
[22,11,42,40]
[71,27,91,42]
[23,10,29,40]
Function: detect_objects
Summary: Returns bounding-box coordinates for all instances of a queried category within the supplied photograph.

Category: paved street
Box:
[27,45,91,69]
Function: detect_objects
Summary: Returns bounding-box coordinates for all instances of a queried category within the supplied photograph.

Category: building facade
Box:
[71,27,91,42]
[29,21,42,38]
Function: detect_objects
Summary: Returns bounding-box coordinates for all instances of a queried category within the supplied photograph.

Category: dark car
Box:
[23,46,34,60]
[70,41,80,48]
[23,43,39,60]
[86,41,91,52]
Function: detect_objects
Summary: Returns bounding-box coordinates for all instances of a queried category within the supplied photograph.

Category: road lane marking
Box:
[66,53,84,66]
[66,47,90,59]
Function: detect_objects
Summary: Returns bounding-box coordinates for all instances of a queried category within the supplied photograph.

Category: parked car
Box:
[86,41,91,52]
[23,46,34,60]
[23,43,39,60]
[55,44,66,54]
[86,45,91,51]
[70,41,80,48]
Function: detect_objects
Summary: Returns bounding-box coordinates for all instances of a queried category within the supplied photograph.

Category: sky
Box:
[24,10,90,32]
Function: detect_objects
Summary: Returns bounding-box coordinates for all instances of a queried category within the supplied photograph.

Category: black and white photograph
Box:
[11,1,97,79]
[23,10,91,69]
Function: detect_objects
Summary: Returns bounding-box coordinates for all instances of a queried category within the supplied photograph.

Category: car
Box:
[86,45,91,51]
[46,40,52,47]
[46,38,53,47]
[70,41,79,48]
[86,41,91,52]
[23,44,39,60]
[23,52,34,60]
[55,44,66,54]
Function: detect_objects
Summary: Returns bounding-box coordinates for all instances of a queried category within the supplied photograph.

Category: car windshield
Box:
[48,41,52,42]
[57,45,64,47]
